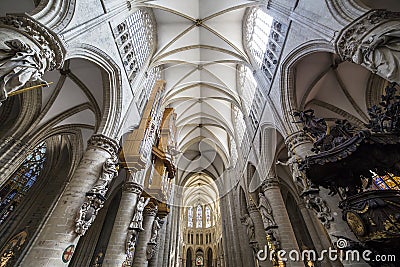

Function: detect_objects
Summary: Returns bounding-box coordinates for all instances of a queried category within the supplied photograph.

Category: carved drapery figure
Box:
[240,213,255,243]
[0,15,65,106]
[146,217,162,261]
[304,193,333,229]
[149,217,161,244]
[90,156,119,196]
[129,197,150,231]
[336,10,400,84]
[125,229,139,265]
[75,155,119,236]
[75,197,103,235]
[257,193,277,230]
[354,28,400,83]
[276,153,303,183]
[0,39,49,104]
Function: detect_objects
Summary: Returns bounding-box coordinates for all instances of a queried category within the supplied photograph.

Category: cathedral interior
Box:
[1,0,400,266]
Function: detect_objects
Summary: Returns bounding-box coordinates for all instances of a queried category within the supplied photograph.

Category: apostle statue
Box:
[91,156,119,196]
[276,153,303,184]
[149,217,161,244]
[0,39,49,105]
[130,197,150,231]
[240,213,255,243]
[257,193,277,230]
[125,229,139,262]
[356,27,400,84]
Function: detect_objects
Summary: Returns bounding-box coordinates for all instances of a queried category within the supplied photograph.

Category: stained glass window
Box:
[196,205,202,228]
[0,142,46,225]
[205,206,211,228]
[188,207,193,227]
[373,173,400,190]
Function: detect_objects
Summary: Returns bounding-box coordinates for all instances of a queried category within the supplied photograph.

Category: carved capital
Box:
[123,181,143,194]
[261,178,279,191]
[87,134,120,156]
[0,14,65,70]
[144,202,158,217]
[284,131,312,154]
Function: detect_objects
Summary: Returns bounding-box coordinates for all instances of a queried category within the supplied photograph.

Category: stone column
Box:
[237,208,255,267]
[102,181,143,266]
[247,202,273,267]
[220,195,233,267]
[223,193,238,266]
[132,203,158,267]
[336,10,400,84]
[297,202,338,267]
[21,134,119,267]
[226,192,241,266]
[148,219,165,267]
[261,178,302,267]
[154,218,168,267]
[162,208,174,267]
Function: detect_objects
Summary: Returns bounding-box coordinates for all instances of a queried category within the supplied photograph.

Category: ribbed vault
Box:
[140,0,258,194]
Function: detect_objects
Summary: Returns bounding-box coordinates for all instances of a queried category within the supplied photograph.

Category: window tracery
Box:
[188,207,193,227]
[245,8,288,85]
[0,142,46,225]
[196,205,202,228]
[205,206,211,228]
[113,9,155,86]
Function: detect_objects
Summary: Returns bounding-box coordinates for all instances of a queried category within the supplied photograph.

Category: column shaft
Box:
[148,219,165,267]
[102,182,142,266]
[21,135,119,267]
[132,206,157,267]
[262,180,302,267]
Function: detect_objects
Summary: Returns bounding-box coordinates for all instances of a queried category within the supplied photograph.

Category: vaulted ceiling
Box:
[140,0,258,188]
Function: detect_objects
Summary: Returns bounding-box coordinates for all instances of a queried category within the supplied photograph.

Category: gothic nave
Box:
[1,0,400,266]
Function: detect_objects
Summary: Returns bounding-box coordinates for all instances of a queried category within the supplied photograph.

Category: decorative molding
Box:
[123,181,143,194]
[284,130,312,153]
[87,134,120,156]
[261,178,279,191]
